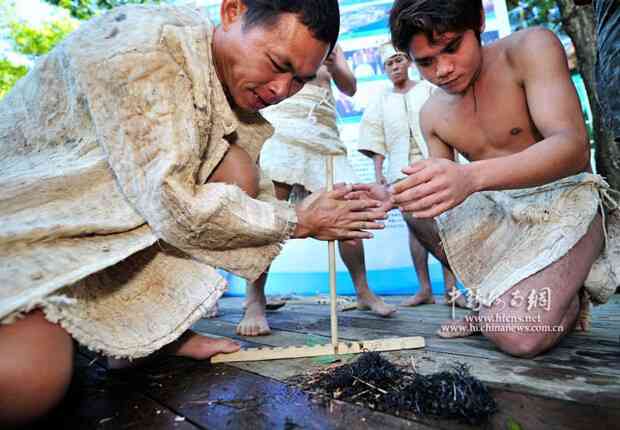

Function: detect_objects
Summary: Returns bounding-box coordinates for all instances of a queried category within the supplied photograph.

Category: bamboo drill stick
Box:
[325,155,339,352]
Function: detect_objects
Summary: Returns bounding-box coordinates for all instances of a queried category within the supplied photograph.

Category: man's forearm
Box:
[465,133,590,192]
[373,154,385,182]
[331,65,357,97]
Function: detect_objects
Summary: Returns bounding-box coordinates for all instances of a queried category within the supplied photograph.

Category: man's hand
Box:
[391,159,476,218]
[345,183,394,212]
[294,185,387,241]
[324,44,357,97]
[323,44,344,72]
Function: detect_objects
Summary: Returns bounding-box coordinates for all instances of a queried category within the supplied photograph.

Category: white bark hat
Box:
[380,41,409,65]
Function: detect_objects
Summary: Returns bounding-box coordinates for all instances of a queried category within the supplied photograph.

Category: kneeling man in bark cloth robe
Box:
[0,0,389,425]
[353,0,620,358]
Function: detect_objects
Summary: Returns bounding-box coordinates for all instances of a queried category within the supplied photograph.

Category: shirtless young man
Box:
[237,44,396,336]
[384,0,615,357]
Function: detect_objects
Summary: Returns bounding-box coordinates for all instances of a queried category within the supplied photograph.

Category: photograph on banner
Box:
[339,0,393,39]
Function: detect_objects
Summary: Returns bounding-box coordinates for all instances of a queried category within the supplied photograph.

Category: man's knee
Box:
[484,331,551,358]
[338,238,363,249]
[207,144,260,198]
[0,311,74,426]
[402,214,447,264]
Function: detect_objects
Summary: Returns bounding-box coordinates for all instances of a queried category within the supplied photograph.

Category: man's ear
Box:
[220,0,247,31]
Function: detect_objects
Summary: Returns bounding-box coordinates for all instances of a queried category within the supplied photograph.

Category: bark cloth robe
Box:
[0,5,296,359]
[260,82,358,194]
[357,80,434,183]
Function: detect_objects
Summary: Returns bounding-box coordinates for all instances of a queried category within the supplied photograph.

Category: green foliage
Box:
[0,1,78,99]
[508,0,561,31]
[9,18,78,56]
[0,58,28,98]
[43,0,163,20]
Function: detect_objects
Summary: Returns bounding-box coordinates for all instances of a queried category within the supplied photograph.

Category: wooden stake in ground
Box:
[325,155,339,351]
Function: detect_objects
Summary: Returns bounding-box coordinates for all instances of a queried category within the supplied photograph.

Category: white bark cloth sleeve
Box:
[357,90,388,157]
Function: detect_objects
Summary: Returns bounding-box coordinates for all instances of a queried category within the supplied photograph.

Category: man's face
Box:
[409,30,482,95]
[384,54,411,85]
[215,2,330,112]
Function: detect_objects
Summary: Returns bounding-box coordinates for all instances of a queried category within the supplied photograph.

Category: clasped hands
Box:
[293,183,388,241]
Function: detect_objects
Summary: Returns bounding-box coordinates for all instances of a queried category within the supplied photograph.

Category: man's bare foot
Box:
[174,332,240,359]
[107,331,240,368]
[436,317,478,338]
[356,293,397,317]
[574,289,592,332]
[236,300,272,336]
[400,292,436,307]
[444,293,468,308]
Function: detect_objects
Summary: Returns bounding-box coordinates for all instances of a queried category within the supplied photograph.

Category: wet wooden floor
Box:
[29,295,620,429]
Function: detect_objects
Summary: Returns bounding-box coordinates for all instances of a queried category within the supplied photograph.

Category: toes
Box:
[236,319,271,337]
[218,339,241,354]
[205,338,240,355]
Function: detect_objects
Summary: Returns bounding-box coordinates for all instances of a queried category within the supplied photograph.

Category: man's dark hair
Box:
[390,0,483,53]
[241,0,340,54]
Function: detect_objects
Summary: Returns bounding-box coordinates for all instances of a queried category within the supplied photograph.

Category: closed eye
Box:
[269,57,287,73]
[444,38,462,54]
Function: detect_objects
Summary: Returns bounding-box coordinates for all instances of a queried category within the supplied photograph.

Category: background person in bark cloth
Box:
[353,0,620,357]
[0,0,389,425]
[357,42,465,310]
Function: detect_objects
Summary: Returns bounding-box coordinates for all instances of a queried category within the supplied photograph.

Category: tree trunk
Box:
[556,0,620,190]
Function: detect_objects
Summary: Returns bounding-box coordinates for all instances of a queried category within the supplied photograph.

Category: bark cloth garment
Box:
[357,81,434,183]
[436,172,620,307]
[260,83,358,193]
[0,5,297,358]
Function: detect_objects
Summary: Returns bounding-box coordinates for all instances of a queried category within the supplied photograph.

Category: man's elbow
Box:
[343,83,357,97]
[572,132,591,172]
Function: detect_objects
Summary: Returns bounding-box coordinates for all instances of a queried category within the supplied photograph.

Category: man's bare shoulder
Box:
[419,87,450,128]
[501,27,565,71]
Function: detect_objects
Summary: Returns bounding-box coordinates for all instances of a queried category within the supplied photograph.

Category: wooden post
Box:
[325,155,338,351]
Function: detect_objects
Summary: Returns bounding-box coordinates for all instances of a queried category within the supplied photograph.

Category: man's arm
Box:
[393,28,589,217]
[325,45,357,97]
[373,154,387,184]
[391,100,465,215]
[357,90,388,183]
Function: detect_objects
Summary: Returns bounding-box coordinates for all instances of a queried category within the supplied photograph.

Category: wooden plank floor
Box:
[29,295,620,429]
